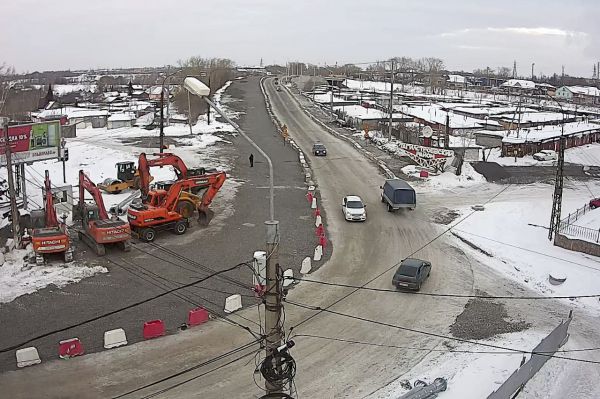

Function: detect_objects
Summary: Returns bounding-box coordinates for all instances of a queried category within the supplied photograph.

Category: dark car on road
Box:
[313,142,327,156]
[392,258,431,291]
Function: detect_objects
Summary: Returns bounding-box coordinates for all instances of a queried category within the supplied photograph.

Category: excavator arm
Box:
[138,152,189,198]
[44,170,59,228]
[199,172,227,209]
[79,170,110,220]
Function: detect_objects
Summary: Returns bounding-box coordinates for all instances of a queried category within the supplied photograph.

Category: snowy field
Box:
[0,82,238,303]
[486,142,600,166]
[449,182,600,314]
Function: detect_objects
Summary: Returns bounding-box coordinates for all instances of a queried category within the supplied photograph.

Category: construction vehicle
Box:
[30,170,73,265]
[127,171,227,242]
[98,161,154,194]
[137,152,208,197]
[73,170,132,255]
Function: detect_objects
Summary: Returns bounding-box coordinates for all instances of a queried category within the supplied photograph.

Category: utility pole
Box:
[159,87,165,153]
[513,60,517,79]
[264,220,283,395]
[388,59,394,141]
[207,76,211,125]
[2,118,21,248]
[531,62,535,80]
[548,99,565,241]
[445,113,450,149]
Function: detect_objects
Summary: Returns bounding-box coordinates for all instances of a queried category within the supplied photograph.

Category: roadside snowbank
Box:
[402,163,486,190]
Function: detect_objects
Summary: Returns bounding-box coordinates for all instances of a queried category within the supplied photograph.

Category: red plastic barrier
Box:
[419,170,429,178]
[319,235,328,248]
[306,192,313,203]
[143,320,165,339]
[253,284,266,298]
[315,224,324,236]
[314,208,321,217]
[58,338,84,359]
[188,307,210,327]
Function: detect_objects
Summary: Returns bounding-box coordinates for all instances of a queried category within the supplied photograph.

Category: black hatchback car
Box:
[313,142,327,156]
[392,258,431,291]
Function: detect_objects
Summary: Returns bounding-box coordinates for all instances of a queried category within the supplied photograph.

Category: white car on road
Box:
[342,195,367,222]
[533,149,557,161]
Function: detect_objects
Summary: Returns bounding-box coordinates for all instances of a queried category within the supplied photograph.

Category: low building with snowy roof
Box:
[500,79,536,93]
[107,112,136,129]
[556,86,600,105]
[497,121,600,157]
[33,106,108,128]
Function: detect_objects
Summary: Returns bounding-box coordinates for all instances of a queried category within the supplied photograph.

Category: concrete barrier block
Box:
[224,294,242,313]
[301,257,312,274]
[315,215,322,227]
[104,328,128,349]
[314,245,323,261]
[283,269,294,287]
[16,347,41,368]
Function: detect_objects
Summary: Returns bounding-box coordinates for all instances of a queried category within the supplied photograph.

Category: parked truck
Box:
[380,179,416,212]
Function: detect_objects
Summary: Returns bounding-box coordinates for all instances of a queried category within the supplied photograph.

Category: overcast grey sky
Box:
[2,0,598,77]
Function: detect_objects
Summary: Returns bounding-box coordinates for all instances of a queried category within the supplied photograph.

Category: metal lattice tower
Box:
[549,136,565,241]
[512,61,517,78]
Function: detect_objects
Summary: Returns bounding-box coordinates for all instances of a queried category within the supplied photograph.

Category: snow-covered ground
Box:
[0,81,239,302]
[486,141,600,166]
[369,330,546,399]
[450,182,600,314]
[573,208,600,229]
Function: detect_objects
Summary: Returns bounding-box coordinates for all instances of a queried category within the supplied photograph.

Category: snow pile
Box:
[0,248,108,303]
[402,163,485,189]
[313,92,346,104]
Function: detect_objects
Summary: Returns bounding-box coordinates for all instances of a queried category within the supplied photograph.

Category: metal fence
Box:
[558,222,600,243]
[558,203,600,242]
[561,203,591,226]
[487,311,573,399]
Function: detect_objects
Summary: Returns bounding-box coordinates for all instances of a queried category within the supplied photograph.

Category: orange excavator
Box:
[127,171,227,242]
[31,170,73,265]
[73,170,132,255]
[137,152,209,198]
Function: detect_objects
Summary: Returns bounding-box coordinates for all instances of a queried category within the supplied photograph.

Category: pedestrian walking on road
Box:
[249,153,254,167]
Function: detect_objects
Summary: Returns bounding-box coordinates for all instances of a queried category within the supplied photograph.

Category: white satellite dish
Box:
[422,126,433,138]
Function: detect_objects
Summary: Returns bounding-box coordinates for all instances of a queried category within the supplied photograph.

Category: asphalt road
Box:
[2,78,600,398]
[0,76,316,372]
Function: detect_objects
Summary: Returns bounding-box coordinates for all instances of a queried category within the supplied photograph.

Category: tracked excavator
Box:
[127,171,227,242]
[73,170,132,255]
[30,170,73,265]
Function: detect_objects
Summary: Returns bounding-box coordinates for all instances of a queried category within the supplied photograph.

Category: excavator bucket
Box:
[198,208,215,226]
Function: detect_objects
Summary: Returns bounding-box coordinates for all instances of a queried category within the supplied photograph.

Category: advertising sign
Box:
[0,121,61,166]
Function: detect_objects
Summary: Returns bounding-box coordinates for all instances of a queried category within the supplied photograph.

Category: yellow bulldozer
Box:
[98,161,153,194]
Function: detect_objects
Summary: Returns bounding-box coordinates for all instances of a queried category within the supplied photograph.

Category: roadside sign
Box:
[0,121,61,166]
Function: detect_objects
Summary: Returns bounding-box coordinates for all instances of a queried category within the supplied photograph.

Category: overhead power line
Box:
[113,339,261,399]
[0,260,255,353]
[286,276,600,300]
[286,299,600,365]
[293,333,600,355]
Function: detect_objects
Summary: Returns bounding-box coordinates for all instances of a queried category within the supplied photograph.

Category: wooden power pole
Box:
[388,59,394,141]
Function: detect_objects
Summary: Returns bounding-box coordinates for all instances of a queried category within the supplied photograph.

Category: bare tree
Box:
[172,56,235,124]
[422,57,445,94]
[0,63,16,115]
